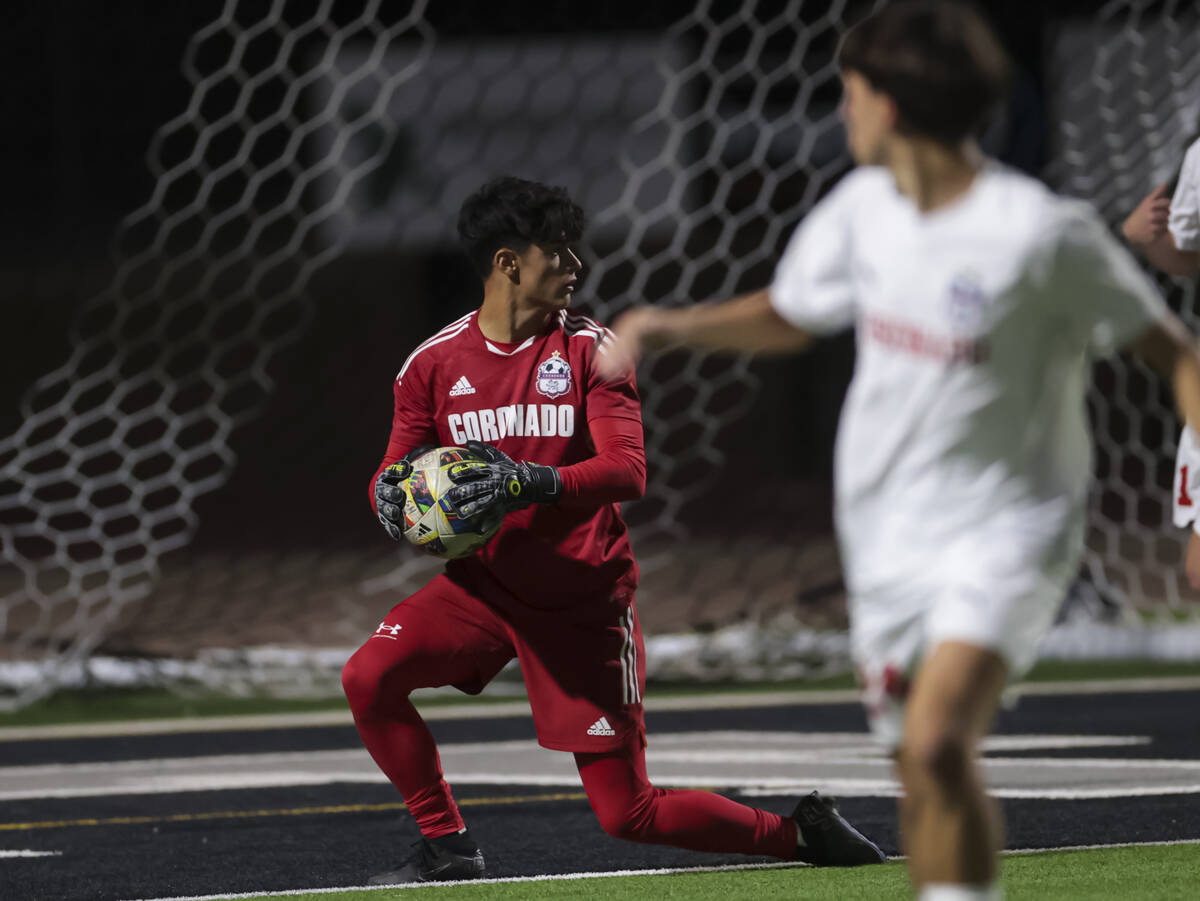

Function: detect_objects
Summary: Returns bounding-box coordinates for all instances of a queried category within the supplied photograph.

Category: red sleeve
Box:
[368,368,438,512]
[556,363,645,506]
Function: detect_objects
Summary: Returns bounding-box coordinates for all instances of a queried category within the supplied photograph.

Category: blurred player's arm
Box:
[1132,320,1200,434]
[602,173,864,379]
[1122,183,1200,277]
[602,290,813,376]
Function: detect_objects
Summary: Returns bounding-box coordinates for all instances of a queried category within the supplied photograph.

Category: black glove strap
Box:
[520,462,562,504]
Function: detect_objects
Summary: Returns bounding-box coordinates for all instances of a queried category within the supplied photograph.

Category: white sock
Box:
[918,883,1003,901]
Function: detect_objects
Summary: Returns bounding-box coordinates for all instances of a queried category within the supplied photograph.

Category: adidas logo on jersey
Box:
[449,376,476,396]
[587,716,616,737]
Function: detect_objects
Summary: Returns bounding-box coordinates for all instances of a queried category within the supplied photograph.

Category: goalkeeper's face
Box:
[840,70,893,167]
[516,239,582,309]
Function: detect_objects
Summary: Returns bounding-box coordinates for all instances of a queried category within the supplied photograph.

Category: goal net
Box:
[2,0,1197,708]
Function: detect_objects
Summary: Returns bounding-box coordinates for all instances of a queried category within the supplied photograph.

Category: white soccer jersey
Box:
[769,163,1169,664]
[1173,424,1200,531]
[1169,136,1200,252]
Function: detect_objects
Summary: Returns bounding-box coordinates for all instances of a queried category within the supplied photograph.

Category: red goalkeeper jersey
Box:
[370,309,646,611]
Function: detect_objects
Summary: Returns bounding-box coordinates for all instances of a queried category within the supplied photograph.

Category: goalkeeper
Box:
[342,176,886,885]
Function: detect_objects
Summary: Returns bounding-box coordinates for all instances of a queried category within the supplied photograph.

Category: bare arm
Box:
[1132,233,1200,277]
[1123,183,1200,277]
[600,289,813,377]
[1132,318,1200,428]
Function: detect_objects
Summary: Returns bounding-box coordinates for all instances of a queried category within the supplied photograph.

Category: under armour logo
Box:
[374,622,403,639]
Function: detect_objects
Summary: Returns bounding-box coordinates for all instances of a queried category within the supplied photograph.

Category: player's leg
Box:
[515,598,884,865]
[341,573,512,882]
[893,639,1008,896]
[574,740,797,859]
[574,739,884,865]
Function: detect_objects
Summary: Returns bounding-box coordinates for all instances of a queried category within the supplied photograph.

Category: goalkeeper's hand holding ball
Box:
[444,440,561,519]
[373,445,433,541]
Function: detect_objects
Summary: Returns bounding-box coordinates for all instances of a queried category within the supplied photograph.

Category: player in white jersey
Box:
[1123,133,1200,590]
[1171,425,1200,590]
[1123,132,1200,278]
[601,3,1200,899]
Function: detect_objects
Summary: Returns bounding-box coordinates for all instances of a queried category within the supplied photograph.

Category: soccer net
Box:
[1041,0,1200,639]
[2,0,1197,708]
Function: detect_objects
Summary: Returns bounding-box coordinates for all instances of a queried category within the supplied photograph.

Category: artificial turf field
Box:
[202,845,1200,900]
[2,662,1199,900]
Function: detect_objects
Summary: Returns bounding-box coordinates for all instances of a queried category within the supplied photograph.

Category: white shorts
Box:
[849,562,1075,748]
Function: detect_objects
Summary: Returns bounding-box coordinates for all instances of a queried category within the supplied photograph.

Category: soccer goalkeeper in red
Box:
[342,176,885,884]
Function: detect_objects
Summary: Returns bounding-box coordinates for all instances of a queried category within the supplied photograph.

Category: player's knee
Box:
[595,810,646,842]
[340,652,376,714]
[898,730,971,789]
[341,649,404,714]
[343,646,422,717]
[591,793,654,842]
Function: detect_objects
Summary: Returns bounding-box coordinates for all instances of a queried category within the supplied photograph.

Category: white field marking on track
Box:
[120,840,1200,901]
[0,849,61,858]
[739,781,1200,799]
[2,732,1193,801]
[9,675,1200,743]
[991,785,1200,799]
[0,734,1148,777]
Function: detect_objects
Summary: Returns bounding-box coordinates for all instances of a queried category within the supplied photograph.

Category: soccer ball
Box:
[399,446,504,559]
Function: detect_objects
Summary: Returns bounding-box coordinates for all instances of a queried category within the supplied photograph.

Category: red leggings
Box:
[343,654,796,860]
[575,744,797,859]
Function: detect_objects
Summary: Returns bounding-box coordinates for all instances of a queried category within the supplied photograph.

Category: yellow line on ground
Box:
[0,791,589,832]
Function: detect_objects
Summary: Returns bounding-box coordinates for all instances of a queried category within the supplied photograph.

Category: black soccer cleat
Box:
[367,833,486,885]
[792,791,887,867]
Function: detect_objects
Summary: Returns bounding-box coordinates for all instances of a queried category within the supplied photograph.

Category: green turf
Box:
[184,844,1200,900]
[3,658,1200,728]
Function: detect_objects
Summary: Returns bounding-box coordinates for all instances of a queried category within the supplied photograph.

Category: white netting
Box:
[3,0,1198,707]
[1042,0,1200,621]
[0,0,438,707]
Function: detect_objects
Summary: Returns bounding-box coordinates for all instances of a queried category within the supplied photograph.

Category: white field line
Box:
[1,733,1192,800]
[120,839,1200,901]
[9,675,1200,742]
[16,777,1200,803]
[0,849,61,858]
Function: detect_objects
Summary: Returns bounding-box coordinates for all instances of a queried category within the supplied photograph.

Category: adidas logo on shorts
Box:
[449,376,476,396]
[587,716,616,737]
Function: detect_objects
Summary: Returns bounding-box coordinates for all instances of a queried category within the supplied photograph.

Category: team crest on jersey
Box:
[535,350,572,398]
[947,270,987,329]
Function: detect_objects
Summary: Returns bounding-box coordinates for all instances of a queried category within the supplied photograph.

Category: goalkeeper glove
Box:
[445,440,562,519]
[373,445,434,541]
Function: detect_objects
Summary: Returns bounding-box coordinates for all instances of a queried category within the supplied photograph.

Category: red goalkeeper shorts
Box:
[358,568,646,753]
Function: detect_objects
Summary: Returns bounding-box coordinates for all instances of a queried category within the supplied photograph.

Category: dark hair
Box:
[456,176,586,280]
[837,1,1012,146]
